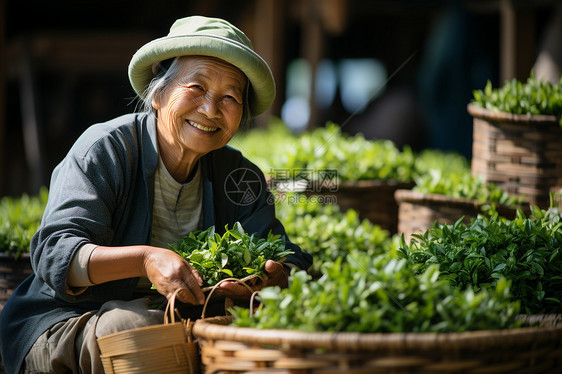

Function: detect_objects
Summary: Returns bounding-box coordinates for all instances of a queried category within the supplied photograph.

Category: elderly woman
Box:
[0,16,312,373]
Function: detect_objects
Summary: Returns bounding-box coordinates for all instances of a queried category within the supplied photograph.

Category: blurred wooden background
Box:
[0,0,559,196]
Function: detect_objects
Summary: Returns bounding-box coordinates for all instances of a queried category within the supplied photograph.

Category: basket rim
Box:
[394,189,485,208]
[393,190,530,217]
[193,315,562,352]
[0,252,31,260]
[311,180,414,192]
[467,103,559,124]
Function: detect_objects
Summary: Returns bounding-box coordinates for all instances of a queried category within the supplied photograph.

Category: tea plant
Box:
[472,73,562,125]
[399,207,562,314]
[275,193,393,275]
[231,253,521,332]
[0,187,48,258]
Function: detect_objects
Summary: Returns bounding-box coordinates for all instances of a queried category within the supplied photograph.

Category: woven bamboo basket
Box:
[193,314,562,373]
[468,104,562,209]
[0,253,32,313]
[304,180,414,234]
[97,289,199,374]
[394,189,527,244]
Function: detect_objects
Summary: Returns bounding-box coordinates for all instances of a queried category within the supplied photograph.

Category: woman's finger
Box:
[180,268,205,304]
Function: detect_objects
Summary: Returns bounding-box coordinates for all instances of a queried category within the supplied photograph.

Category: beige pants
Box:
[22,298,164,374]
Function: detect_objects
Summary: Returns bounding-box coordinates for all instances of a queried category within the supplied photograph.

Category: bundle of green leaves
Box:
[231,253,521,333]
[275,193,394,275]
[0,187,48,258]
[471,73,562,125]
[398,207,562,314]
[170,222,294,286]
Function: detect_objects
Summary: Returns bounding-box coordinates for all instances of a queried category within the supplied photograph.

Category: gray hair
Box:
[138,57,252,128]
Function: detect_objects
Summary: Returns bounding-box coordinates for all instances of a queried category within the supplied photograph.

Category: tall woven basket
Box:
[468,104,562,208]
[305,180,414,234]
[394,189,524,243]
[97,290,199,374]
[193,314,562,373]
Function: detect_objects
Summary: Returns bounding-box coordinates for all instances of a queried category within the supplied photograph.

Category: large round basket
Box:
[468,104,562,209]
[193,315,562,373]
[0,252,32,312]
[394,189,526,243]
[305,180,414,234]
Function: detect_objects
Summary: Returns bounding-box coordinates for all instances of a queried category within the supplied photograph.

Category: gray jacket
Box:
[0,112,312,373]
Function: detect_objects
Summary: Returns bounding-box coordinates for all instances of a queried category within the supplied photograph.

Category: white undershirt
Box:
[151,156,202,249]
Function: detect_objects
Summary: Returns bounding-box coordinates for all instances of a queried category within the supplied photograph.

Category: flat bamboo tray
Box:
[394,189,526,243]
[193,314,562,373]
[468,104,562,208]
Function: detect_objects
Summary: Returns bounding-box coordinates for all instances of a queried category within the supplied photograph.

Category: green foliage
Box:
[279,123,416,182]
[472,73,562,125]
[412,149,522,208]
[413,149,470,177]
[398,207,562,314]
[275,193,394,275]
[170,222,293,286]
[232,121,416,183]
[413,170,523,207]
[229,117,295,172]
[0,187,48,257]
[230,254,521,333]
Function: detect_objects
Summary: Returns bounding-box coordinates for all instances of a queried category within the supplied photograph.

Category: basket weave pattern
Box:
[193,315,562,373]
[468,104,562,208]
[0,253,32,313]
[97,290,199,374]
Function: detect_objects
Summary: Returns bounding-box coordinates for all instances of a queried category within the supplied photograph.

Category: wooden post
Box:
[302,0,324,130]
[19,39,45,194]
[253,0,285,127]
[0,0,5,195]
[500,0,536,82]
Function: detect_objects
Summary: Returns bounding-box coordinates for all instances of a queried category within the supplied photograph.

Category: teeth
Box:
[189,121,218,132]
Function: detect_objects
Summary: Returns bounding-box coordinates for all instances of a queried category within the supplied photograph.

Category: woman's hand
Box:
[143,247,206,305]
[215,260,289,300]
[87,245,205,304]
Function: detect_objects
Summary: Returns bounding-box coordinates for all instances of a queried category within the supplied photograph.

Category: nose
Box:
[198,94,221,119]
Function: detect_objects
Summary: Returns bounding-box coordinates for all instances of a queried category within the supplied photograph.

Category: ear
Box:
[152,97,161,110]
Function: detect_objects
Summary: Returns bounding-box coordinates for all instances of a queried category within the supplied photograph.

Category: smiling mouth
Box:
[188,120,219,132]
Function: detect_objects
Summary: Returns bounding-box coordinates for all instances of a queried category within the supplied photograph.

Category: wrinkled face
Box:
[153,56,247,157]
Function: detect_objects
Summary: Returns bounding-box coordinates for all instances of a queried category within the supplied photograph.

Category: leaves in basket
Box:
[398,207,562,314]
[0,187,48,257]
[230,253,522,333]
[471,73,562,125]
[170,222,293,287]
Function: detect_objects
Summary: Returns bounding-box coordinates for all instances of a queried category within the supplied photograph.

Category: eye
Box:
[188,84,204,92]
[224,94,242,104]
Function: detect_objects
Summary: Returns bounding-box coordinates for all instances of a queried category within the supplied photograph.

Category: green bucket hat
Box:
[128,15,275,116]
